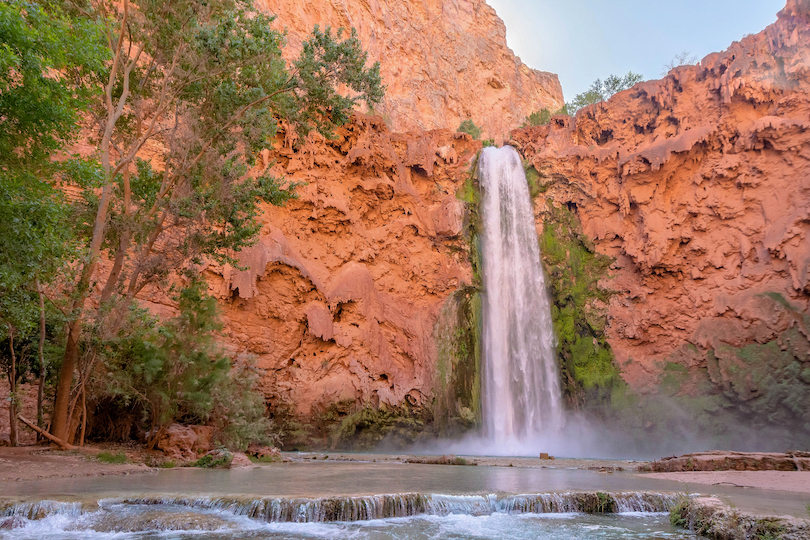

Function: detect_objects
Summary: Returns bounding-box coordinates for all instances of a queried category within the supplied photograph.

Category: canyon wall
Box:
[202,116,478,440]
[257,0,563,139]
[512,0,810,445]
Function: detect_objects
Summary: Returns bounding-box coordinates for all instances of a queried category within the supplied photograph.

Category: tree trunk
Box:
[99,169,131,311]
[7,327,18,447]
[36,281,46,440]
[79,388,87,447]
[51,317,81,442]
[51,178,114,442]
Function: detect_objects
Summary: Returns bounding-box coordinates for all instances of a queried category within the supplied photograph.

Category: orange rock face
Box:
[204,116,477,418]
[257,0,563,139]
[512,1,810,400]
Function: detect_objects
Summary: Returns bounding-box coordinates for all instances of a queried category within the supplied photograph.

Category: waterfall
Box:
[479,146,563,441]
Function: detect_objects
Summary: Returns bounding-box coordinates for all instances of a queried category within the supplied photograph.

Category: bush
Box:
[523,106,570,127]
[96,281,274,451]
[457,119,482,140]
[208,360,277,451]
[193,451,232,469]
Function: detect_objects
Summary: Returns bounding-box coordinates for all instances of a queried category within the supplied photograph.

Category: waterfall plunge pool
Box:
[3,461,809,538]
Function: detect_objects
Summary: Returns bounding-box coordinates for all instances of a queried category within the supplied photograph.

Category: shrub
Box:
[193,452,232,469]
[97,281,274,451]
[208,360,277,451]
[457,119,482,140]
[523,106,571,127]
[662,51,698,75]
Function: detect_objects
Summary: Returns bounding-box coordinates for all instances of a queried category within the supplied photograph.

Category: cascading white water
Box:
[479,146,563,441]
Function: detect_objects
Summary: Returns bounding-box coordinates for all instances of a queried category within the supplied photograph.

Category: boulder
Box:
[246,443,281,460]
[229,452,254,469]
[155,424,215,461]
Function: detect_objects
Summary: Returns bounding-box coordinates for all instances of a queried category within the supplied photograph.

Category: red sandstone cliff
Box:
[513,1,810,405]
[204,117,477,419]
[257,0,563,139]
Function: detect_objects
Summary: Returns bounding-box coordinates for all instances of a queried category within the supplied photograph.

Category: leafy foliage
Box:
[208,359,275,450]
[0,0,106,444]
[457,119,482,140]
[0,0,101,334]
[192,451,232,468]
[0,0,105,168]
[567,72,644,115]
[100,283,228,440]
[98,281,272,449]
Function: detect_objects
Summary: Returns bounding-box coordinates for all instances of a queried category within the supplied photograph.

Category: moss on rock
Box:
[539,202,619,407]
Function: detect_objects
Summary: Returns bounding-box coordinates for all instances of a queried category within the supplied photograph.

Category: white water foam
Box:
[479,146,563,443]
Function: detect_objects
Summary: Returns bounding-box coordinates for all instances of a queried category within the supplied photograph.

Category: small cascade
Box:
[110,491,680,523]
[478,146,563,440]
[0,492,686,535]
[1,500,84,520]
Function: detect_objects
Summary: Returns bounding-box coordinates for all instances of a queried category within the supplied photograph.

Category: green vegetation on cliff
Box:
[434,288,482,436]
[524,72,644,123]
[537,196,810,447]
[457,119,483,140]
[540,203,618,406]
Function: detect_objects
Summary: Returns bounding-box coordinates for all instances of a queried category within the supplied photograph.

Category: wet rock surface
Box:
[672,496,810,540]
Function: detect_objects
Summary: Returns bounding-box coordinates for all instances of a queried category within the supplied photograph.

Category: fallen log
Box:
[17,415,76,450]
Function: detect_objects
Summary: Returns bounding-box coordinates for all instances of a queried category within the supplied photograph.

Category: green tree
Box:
[0,0,106,445]
[522,105,571,127]
[567,72,643,115]
[50,0,384,443]
[457,119,482,140]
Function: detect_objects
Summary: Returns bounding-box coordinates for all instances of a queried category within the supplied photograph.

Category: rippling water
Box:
[1,504,696,540]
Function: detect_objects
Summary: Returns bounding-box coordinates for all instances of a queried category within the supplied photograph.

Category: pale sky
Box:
[486,0,786,100]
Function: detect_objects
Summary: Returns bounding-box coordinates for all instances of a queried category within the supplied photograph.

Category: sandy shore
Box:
[0,447,153,482]
[640,471,810,494]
